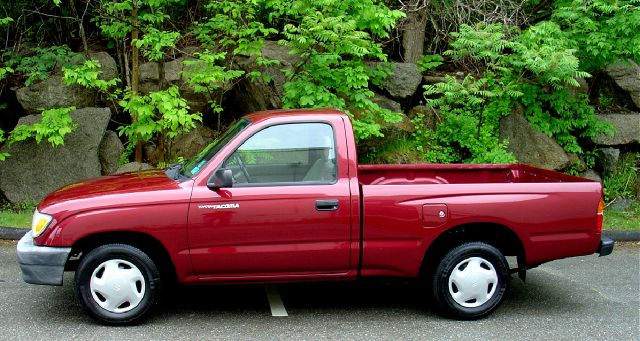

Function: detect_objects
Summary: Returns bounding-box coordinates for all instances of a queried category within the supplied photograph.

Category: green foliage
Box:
[513,22,591,90]
[417,54,444,73]
[0,66,13,80]
[266,0,405,140]
[421,22,610,164]
[62,60,120,93]
[2,46,82,86]
[360,138,426,164]
[97,1,134,40]
[520,86,611,153]
[0,200,38,228]
[97,0,184,40]
[445,23,519,64]
[117,86,202,144]
[181,52,245,113]
[157,156,185,169]
[97,0,185,62]
[194,0,277,56]
[188,0,279,123]
[0,129,8,161]
[8,107,77,146]
[0,17,13,26]
[418,73,517,163]
[552,0,640,71]
[603,201,640,231]
[133,28,181,61]
[603,153,639,202]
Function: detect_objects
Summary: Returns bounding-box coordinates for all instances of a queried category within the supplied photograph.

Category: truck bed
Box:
[357,163,602,277]
[358,164,593,185]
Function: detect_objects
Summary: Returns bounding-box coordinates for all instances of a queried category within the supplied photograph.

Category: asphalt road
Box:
[1,240,638,340]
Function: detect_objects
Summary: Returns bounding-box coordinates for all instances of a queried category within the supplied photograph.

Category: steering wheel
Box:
[234,154,252,183]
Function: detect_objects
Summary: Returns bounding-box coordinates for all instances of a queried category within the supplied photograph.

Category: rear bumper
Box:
[597,235,614,257]
[16,231,71,286]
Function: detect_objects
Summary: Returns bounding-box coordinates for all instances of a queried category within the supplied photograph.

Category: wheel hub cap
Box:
[448,257,498,308]
[90,259,145,313]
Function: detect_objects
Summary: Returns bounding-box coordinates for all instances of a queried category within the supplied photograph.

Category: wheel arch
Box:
[420,222,525,278]
[67,231,178,284]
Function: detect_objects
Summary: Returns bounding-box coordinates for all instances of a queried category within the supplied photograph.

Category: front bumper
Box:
[16,231,72,285]
[597,235,614,257]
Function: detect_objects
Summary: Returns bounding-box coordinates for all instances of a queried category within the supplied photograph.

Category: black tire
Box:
[74,244,161,325]
[432,242,509,319]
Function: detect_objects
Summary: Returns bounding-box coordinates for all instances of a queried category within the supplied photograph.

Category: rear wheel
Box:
[74,244,161,325]
[432,242,509,319]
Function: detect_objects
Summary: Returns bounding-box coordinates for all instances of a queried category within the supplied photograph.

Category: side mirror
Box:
[207,169,233,190]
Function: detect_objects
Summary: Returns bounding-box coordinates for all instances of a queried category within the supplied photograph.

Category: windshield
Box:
[182,118,251,177]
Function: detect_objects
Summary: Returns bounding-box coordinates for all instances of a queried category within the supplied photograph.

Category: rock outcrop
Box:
[15,52,118,114]
[369,62,422,99]
[16,77,97,114]
[0,107,111,203]
[115,162,154,174]
[605,59,640,109]
[139,56,211,114]
[99,130,124,175]
[593,113,640,146]
[230,40,302,114]
[500,109,570,170]
[145,125,217,164]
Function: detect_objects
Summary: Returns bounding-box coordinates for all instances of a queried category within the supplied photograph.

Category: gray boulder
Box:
[593,113,640,145]
[567,153,587,173]
[99,130,124,175]
[260,40,302,97]
[372,94,402,113]
[596,147,620,175]
[145,125,217,165]
[16,76,97,114]
[381,114,414,137]
[605,59,640,108]
[608,198,634,212]
[569,77,589,97]
[581,169,602,183]
[231,40,301,114]
[500,109,570,170]
[52,51,118,81]
[369,62,422,99]
[0,107,111,203]
[87,51,118,81]
[408,105,438,130]
[115,162,155,174]
[168,126,216,160]
[16,52,118,114]
[139,55,212,114]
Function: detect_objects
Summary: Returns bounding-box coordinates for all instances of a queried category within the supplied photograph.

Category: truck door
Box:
[187,122,353,278]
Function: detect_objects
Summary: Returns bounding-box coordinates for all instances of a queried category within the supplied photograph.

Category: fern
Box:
[420,21,611,164]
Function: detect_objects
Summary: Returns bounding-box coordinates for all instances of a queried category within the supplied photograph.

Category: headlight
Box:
[31,210,53,238]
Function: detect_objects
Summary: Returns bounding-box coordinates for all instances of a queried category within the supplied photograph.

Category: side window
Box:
[222,123,337,185]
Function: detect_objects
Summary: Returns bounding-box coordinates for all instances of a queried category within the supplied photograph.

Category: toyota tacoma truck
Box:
[17,108,614,324]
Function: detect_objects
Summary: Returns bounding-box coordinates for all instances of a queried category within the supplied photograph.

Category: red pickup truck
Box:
[17,108,613,324]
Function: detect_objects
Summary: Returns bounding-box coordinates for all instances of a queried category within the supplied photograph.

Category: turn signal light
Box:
[596,198,604,233]
[31,210,53,238]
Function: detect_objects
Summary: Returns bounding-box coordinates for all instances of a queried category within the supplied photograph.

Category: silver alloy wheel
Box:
[448,256,498,308]
[89,259,146,313]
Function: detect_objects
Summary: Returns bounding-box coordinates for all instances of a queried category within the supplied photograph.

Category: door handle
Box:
[316,200,339,211]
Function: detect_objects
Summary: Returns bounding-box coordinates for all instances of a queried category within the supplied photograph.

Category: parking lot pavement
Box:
[1,240,638,341]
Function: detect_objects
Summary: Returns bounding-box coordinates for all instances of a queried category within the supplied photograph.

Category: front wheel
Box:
[432,242,510,319]
[74,244,161,325]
